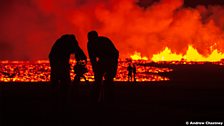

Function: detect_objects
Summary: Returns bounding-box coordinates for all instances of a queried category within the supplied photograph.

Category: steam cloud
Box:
[0,0,224,60]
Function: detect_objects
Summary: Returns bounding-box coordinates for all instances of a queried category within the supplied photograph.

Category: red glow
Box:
[0,0,224,61]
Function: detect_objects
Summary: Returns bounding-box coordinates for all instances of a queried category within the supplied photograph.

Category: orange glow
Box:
[151,47,182,61]
[130,51,148,61]
[152,45,224,62]
[0,60,170,82]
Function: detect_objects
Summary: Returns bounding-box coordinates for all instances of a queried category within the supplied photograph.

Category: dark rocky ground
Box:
[1,64,224,126]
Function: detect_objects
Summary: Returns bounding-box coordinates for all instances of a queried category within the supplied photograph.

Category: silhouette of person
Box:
[127,63,133,82]
[87,31,119,103]
[49,34,87,89]
[133,64,137,82]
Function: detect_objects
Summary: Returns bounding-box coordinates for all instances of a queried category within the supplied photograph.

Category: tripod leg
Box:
[82,75,89,84]
[74,75,81,85]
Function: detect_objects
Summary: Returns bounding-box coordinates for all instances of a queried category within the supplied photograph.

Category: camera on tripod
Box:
[73,60,88,84]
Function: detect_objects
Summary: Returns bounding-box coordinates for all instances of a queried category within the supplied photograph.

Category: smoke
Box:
[0,0,224,60]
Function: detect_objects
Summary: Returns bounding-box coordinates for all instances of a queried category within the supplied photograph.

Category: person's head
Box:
[60,34,78,48]
[88,30,98,41]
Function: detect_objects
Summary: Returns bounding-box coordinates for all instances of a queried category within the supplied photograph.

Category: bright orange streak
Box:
[152,45,224,62]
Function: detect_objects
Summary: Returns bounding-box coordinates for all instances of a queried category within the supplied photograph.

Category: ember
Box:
[0,60,171,82]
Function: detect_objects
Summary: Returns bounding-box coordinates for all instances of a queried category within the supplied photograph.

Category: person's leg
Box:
[131,73,132,82]
[134,73,136,82]
[50,67,59,88]
[104,63,117,103]
[58,69,71,112]
[106,61,118,102]
[104,74,114,103]
[60,69,71,91]
[92,71,103,103]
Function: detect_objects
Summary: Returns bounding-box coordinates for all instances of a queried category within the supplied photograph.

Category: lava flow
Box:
[0,60,171,82]
[152,45,224,62]
[130,52,149,61]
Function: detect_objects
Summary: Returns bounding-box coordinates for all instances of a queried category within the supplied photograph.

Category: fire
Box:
[152,45,224,62]
[151,47,182,61]
[130,51,148,61]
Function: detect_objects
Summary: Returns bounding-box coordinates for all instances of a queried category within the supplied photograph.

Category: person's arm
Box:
[75,46,87,62]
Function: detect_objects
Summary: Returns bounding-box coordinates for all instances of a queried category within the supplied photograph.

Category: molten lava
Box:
[0,60,170,82]
[152,45,224,62]
[130,51,148,61]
